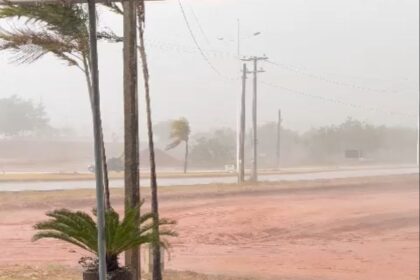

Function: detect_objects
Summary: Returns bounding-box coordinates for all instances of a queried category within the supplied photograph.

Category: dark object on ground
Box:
[107,157,124,172]
[88,157,123,173]
[345,149,363,159]
[83,268,131,280]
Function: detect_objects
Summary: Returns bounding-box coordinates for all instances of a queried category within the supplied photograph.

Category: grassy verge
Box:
[1,174,417,211]
[0,164,412,183]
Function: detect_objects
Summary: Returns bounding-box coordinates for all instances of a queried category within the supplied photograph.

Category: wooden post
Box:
[251,58,258,182]
[123,0,140,278]
[241,56,267,182]
[238,63,247,183]
[276,109,282,169]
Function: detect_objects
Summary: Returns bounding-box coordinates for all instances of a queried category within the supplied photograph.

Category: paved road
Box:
[0,167,418,192]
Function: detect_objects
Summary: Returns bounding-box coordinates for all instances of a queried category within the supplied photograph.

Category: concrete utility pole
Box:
[86,1,106,279]
[417,112,419,166]
[237,63,247,183]
[242,56,268,182]
[123,1,140,278]
[276,109,282,170]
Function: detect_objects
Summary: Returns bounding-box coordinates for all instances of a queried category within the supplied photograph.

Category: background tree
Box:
[301,118,417,163]
[0,95,51,137]
[189,128,236,168]
[166,118,191,173]
[0,3,114,208]
[187,119,417,168]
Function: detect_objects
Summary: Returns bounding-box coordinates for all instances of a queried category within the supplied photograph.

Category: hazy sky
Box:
[0,0,419,139]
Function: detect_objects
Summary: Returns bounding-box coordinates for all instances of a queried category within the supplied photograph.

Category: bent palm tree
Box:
[0,3,113,208]
[33,205,176,273]
[166,118,191,173]
[136,2,163,279]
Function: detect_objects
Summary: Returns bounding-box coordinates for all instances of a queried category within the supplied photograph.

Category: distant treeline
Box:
[186,118,418,168]
[2,95,416,168]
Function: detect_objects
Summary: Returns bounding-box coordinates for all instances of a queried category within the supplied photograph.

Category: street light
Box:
[216,20,261,58]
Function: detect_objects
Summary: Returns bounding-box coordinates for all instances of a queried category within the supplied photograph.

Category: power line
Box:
[260,80,417,118]
[143,37,237,59]
[265,60,414,95]
[177,0,224,77]
[188,3,212,46]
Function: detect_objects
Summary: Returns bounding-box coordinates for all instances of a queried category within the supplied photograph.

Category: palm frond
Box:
[139,218,176,235]
[0,3,88,38]
[46,209,98,248]
[33,209,98,253]
[32,231,93,252]
[165,139,182,150]
[0,27,80,65]
[101,2,123,15]
[97,29,123,43]
[0,2,120,69]
[168,118,191,145]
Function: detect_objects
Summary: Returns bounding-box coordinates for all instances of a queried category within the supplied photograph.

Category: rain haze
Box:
[0,1,419,280]
[1,0,418,137]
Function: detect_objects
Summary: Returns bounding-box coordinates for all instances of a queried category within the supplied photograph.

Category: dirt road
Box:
[0,174,418,280]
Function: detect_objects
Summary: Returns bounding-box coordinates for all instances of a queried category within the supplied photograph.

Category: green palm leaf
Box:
[0,27,79,65]
[33,206,176,272]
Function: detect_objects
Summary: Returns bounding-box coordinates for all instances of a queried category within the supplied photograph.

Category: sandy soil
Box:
[0,174,418,280]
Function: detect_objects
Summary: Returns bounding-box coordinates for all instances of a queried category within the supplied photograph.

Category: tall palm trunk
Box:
[137,2,162,280]
[83,56,111,209]
[183,139,189,174]
[101,141,110,209]
[122,1,140,277]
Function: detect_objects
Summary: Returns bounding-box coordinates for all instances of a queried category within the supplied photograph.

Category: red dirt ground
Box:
[0,175,418,280]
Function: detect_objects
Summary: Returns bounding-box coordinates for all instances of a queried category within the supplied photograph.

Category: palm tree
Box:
[0,3,113,208]
[32,204,176,274]
[96,3,164,278]
[137,2,163,279]
[166,118,191,173]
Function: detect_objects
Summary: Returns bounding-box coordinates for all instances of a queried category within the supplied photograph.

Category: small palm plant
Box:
[32,205,176,277]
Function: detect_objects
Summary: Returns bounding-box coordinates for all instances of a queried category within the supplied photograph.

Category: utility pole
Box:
[242,56,268,182]
[87,0,106,279]
[237,63,247,183]
[123,1,140,279]
[276,109,282,170]
[417,112,419,166]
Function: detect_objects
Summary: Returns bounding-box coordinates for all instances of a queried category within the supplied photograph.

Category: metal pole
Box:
[251,57,258,182]
[123,0,140,278]
[276,109,282,170]
[238,63,247,183]
[87,1,106,279]
[236,74,241,181]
